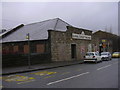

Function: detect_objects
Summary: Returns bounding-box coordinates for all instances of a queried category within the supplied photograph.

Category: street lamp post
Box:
[26,33,31,69]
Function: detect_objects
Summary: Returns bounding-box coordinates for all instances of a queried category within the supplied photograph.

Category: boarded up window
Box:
[13,46,19,53]
[36,44,45,53]
[24,45,29,54]
[2,46,9,54]
[9,46,14,54]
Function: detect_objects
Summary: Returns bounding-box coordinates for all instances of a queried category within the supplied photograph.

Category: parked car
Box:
[101,52,112,61]
[112,52,120,58]
[84,52,102,63]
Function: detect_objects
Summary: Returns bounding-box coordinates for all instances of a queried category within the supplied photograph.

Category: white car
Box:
[84,52,102,63]
[101,52,112,61]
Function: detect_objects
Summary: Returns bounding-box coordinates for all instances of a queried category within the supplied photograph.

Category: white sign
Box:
[81,31,85,35]
[72,32,91,40]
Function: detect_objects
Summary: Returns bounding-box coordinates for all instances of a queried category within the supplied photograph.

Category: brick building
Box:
[92,30,120,53]
[2,18,92,67]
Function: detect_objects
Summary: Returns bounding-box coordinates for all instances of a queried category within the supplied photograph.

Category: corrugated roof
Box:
[2,18,72,43]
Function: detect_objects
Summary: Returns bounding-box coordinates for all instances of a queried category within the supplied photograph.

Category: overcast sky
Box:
[1,2,118,34]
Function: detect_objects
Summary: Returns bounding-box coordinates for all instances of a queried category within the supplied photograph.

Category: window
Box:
[2,46,9,54]
[36,44,45,53]
[86,53,94,56]
[9,46,14,54]
[13,46,19,53]
[95,52,100,56]
[24,45,29,54]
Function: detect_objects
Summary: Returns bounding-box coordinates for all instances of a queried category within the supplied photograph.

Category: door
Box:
[71,44,76,59]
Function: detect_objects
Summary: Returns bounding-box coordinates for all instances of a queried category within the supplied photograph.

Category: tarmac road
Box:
[2,58,119,88]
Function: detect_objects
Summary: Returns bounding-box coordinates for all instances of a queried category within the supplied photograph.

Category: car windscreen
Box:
[101,53,108,55]
[86,53,94,56]
[113,52,120,54]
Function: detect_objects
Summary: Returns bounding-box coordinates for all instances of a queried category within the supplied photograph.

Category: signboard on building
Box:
[72,31,91,40]
[102,39,106,43]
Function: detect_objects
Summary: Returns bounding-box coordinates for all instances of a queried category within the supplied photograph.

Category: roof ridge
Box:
[57,18,72,26]
[52,18,72,31]
[53,18,59,30]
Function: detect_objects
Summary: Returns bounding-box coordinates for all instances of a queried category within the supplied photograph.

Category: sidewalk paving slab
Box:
[2,60,84,76]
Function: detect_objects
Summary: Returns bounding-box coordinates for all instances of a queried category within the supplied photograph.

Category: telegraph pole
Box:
[26,33,31,69]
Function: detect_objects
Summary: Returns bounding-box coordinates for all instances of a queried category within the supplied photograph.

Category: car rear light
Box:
[93,56,95,58]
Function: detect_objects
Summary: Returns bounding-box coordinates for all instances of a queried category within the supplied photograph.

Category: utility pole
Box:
[26,33,31,69]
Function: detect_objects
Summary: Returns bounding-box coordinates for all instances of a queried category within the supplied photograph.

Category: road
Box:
[1,58,119,88]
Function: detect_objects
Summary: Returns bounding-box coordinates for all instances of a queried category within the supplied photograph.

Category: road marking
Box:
[17,79,35,84]
[61,72,70,75]
[47,72,90,85]
[30,71,57,76]
[2,75,35,82]
[97,64,112,71]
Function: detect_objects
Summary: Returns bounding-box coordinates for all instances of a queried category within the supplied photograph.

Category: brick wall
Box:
[2,40,51,68]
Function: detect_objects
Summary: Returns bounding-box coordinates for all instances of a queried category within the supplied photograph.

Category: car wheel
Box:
[109,58,111,61]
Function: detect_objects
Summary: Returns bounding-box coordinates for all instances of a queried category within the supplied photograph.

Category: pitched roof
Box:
[93,30,119,37]
[2,18,72,43]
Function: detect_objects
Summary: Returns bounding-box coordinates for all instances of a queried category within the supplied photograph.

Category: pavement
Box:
[2,60,84,76]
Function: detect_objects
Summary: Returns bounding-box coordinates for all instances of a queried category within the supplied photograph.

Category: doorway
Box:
[71,44,76,59]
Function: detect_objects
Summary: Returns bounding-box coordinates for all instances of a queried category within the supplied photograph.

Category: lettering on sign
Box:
[72,32,91,40]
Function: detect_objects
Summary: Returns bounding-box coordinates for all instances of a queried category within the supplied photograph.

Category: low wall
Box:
[2,53,51,68]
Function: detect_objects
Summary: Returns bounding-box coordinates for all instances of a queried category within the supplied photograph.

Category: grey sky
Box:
[1,2,118,34]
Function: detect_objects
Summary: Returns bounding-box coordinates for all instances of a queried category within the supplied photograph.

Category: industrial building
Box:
[1,18,119,67]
